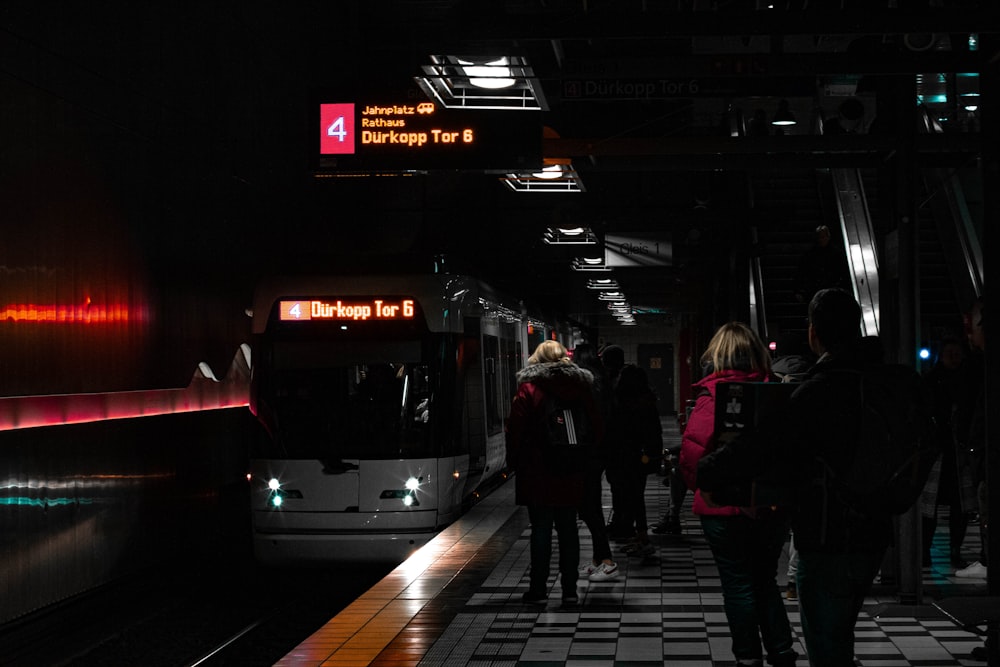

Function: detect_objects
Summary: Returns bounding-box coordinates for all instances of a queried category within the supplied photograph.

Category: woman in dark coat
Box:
[506,340,602,604]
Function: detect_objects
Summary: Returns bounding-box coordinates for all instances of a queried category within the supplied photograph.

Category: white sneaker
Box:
[579,562,598,578]
[955,561,988,578]
[588,561,620,582]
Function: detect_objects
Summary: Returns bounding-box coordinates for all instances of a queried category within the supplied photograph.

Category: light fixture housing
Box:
[571,256,611,272]
[504,164,585,192]
[543,227,598,245]
[771,99,797,126]
[417,55,547,111]
[586,278,619,290]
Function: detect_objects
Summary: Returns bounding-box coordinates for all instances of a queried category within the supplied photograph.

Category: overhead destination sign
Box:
[315,98,542,172]
[280,298,416,322]
[561,77,815,101]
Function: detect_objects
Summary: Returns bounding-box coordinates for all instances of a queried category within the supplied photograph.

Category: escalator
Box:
[749,168,841,350]
[750,153,980,356]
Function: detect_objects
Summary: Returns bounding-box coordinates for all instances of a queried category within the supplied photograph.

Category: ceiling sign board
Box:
[314,98,542,172]
[604,233,672,267]
[561,77,815,101]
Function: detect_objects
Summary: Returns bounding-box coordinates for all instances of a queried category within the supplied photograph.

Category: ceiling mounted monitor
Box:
[312,90,541,172]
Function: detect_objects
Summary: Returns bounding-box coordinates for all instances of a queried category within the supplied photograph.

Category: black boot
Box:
[767,649,798,666]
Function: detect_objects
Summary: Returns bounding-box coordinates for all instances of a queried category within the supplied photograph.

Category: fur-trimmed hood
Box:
[506,360,595,507]
[516,361,594,388]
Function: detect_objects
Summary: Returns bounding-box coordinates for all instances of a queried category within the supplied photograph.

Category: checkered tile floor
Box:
[419,424,990,667]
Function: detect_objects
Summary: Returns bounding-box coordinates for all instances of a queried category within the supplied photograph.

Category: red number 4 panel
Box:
[319,103,355,154]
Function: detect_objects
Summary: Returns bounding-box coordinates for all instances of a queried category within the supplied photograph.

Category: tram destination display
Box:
[313,97,541,172]
[279,298,416,322]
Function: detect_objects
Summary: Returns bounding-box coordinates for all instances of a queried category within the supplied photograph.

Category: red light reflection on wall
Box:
[1,300,130,323]
[0,374,248,431]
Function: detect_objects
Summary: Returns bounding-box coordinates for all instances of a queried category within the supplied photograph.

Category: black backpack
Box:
[822,364,939,518]
[541,393,594,475]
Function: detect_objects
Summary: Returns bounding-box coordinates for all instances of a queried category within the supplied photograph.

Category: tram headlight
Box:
[264,477,301,509]
[380,476,423,506]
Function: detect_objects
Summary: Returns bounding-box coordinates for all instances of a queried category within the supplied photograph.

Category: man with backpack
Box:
[778,288,934,667]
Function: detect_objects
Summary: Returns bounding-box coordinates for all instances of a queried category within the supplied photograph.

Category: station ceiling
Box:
[299,1,992,331]
[4,1,994,332]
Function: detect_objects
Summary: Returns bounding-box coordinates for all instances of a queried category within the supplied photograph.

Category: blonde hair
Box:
[528,340,571,365]
[701,322,772,374]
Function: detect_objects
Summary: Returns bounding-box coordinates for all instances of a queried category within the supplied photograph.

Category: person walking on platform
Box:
[572,343,619,581]
[953,297,988,582]
[771,342,816,601]
[919,336,969,568]
[598,344,629,539]
[950,297,990,663]
[773,289,896,667]
[505,340,603,605]
[680,322,797,667]
[793,224,849,304]
[605,364,662,557]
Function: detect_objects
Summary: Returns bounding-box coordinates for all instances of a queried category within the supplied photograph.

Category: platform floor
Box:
[277,422,989,667]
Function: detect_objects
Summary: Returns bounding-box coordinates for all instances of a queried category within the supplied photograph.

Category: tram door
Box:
[637,343,675,415]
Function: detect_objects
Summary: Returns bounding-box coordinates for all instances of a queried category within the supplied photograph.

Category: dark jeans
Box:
[624,467,650,535]
[701,513,795,663]
[796,547,885,667]
[579,464,613,562]
[527,504,580,596]
[670,464,687,518]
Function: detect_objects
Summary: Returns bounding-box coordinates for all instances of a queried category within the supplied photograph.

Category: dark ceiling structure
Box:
[3,1,994,335]
[297,1,994,331]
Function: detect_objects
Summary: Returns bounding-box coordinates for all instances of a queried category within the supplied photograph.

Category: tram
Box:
[247,274,576,564]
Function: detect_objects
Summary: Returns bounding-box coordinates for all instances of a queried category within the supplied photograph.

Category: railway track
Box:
[2,557,391,667]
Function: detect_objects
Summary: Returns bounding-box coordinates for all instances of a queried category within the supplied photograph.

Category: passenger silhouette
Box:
[680,322,797,667]
[953,298,987,584]
[773,289,893,666]
[598,344,629,538]
[771,337,816,601]
[605,364,662,558]
[793,225,849,304]
[572,343,619,582]
[919,336,969,568]
[505,340,602,605]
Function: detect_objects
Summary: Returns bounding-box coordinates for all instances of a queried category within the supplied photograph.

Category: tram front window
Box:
[267,340,434,460]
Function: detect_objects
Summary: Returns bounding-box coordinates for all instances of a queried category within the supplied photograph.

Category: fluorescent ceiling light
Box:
[504,164,584,193]
[571,256,611,272]
[458,57,515,89]
[543,226,597,245]
[416,55,547,111]
[533,164,563,179]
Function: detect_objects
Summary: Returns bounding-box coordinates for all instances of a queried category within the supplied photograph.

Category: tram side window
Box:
[483,334,503,434]
[500,336,520,414]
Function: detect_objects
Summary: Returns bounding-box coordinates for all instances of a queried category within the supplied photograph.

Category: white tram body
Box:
[248,274,575,564]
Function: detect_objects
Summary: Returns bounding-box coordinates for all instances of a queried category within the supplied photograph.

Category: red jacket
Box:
[505,361,601,507]
[679,368,770,516]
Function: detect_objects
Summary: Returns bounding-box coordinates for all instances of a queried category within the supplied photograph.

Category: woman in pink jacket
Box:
[680,322,797,667]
